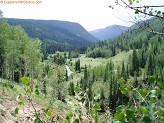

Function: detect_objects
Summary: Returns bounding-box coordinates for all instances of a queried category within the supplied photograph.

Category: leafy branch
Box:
[112,0,164,35]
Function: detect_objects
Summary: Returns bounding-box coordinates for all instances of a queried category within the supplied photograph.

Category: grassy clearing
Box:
[71,50,132,68]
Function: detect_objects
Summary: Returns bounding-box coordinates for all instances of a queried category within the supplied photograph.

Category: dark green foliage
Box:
[146,54,154,76]
[7,18,98,46]
[68,82,75,96]
[99,88,105,112]
[65,69,68,81]
[53,53,65,65]
[75,59,81,72]
[42,81,47,97]
[84,64,88,81]
[87,82,93,101]
[68,50,80,59]
[130,49,139,76]
[41,39,72,54]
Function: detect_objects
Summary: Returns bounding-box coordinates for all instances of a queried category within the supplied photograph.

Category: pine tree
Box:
[65,69,68,81]
[84,64,88,81]
[68,82,75,96]
[146,54,154,76]
[131,49,139,76]
[75,59,81,72]
[87,82,93,101]
[43,80,47,98]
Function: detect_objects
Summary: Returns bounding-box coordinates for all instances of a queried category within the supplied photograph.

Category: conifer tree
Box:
[146,54,154,76]
[84,64,88,81]
[131,49,139,76]
[65,69,68,81]
[68,82,75,96]
[43,80,47,97]
[87,82,93,101]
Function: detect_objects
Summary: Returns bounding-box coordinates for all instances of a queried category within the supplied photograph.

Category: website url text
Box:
[0,0,42,4]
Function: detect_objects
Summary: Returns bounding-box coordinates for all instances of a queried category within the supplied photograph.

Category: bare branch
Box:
[132,5,164,9]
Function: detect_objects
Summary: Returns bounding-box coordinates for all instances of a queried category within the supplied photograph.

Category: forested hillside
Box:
[0,12,164,122]
[87,18,164,76]
[7,18,99,46]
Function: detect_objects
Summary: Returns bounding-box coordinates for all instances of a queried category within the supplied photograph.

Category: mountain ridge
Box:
[89,24,128,41]
[7,18,99,46]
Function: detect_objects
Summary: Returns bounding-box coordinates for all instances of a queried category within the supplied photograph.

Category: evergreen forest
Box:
[0,10,164,123]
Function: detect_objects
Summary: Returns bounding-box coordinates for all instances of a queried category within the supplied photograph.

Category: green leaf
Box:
[34,118,41,123]
[116,105,124,112]
[73,119,79,123]
[64,120,70,123]
[74,86,80,93]
[66,111,73,119]
[148,76,155,84]
[35,89,39,95]
[91,111,96,117]
[47,110,52,117]
[149,11,153,16]
[18,101,24,105]
[126,109,134,118]
[158,81,164,88]
[27,89,31,95]
[142,115,151,122]
[120,87,128,95]
[114,112,124,121]
[136,0,139,3]
[21,76,29,85]
[141,107,149,113]
[138,89,148,98]
[135,9,139,14]
[94,104,101,111]
[157,11,161,15]
[35,85,39,88]
[128,0,133,5]
[118,79,124,84]
[15,107,19,115]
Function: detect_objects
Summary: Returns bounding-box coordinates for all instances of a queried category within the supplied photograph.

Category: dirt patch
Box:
[0,97,43,123]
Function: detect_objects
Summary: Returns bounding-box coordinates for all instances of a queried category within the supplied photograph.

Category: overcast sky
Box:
[0,0,164,31]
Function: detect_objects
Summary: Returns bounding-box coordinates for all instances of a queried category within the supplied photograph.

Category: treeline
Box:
[86,18,164,58]
[86,18,164,78]
[0,19,42,82]
[41,39,86,60]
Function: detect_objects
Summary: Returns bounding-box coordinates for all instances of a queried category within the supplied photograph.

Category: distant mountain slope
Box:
[7,18,99,46]
[90,25,128,40]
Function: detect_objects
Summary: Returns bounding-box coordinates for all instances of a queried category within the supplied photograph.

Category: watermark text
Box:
[0,0,42,4]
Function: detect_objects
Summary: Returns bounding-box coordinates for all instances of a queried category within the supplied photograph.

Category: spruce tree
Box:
[146,54,154,76]
[131,49,139,76]
[84,64,88,81]
[65,69,68,81]
[43,80,47,98]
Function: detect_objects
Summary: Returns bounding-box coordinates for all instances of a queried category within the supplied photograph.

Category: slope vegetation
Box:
[7,18,99,46]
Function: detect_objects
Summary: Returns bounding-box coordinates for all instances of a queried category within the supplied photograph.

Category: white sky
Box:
[0,0,164,31]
